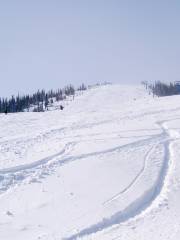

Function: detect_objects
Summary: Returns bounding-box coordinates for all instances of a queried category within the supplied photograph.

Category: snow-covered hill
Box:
[0,84,180,240]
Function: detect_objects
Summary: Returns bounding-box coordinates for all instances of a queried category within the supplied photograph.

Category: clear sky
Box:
[0,0,180,96]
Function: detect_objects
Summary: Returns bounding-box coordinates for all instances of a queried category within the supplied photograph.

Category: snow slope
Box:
[0,84,180,239]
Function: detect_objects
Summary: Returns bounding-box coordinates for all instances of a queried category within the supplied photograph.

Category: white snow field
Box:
[0,84,180,240]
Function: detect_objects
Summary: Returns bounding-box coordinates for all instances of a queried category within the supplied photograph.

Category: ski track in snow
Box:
[0,133,159,193]
[0,108,166,194]
[64,117,178,240]
[0,118,175,239]
[0,120,168,195]
[103,144,157,205]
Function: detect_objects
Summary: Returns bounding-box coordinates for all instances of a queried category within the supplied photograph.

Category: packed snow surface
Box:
[0,84,180,240]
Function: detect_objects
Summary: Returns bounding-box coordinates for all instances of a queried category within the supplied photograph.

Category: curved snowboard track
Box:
[0,130,165,194]
[64,119,174,240]
[103,144,156,205]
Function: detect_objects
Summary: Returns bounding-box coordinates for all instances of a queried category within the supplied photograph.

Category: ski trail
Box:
[0,135,159,174]
[64,119,174,240]
[0,118,171,195]
[0,132,164,195]
[103,144,157,205]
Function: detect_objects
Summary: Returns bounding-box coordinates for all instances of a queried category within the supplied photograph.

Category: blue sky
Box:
[0,0,180,96]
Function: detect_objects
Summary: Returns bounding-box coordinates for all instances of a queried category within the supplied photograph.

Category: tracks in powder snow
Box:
[0,133,162,194]
[64,119,178,240]
[103,144,156,205]
[0,122,169,195]
[0,113,179,240]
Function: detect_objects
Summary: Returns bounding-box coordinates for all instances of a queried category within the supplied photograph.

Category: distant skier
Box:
[4,109,7,114]
[60,105,64,110]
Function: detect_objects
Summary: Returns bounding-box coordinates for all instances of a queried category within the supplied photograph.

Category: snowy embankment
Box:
[0,84,180,240]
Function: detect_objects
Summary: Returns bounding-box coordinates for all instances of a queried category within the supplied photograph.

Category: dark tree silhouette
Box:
[142,81,180,97]
[0,84,87,113]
